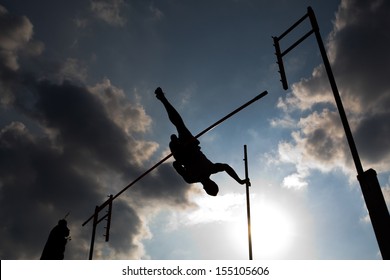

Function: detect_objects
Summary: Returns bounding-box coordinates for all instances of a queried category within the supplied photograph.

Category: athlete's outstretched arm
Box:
[213,163,249,185]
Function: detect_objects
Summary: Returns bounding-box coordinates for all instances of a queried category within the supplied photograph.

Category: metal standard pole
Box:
[89,206,99,260]
[307,7,363,176]
[244,145,253,260]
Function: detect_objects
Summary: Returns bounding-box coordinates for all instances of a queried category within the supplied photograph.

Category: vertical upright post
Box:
[104,195,113,242]
[244,145,253,260]
[89,206,99,260]
[307,7,363,175]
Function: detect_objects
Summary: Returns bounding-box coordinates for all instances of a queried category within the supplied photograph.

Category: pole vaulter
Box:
[82,89,267,227]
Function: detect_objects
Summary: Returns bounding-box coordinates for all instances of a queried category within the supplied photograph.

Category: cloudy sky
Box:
[1,0,389,260]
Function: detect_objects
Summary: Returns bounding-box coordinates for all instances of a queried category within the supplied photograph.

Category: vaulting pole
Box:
[82,91,268,227]
[244,145,253,260]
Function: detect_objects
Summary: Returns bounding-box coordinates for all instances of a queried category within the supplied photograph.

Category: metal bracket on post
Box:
[87,195,113,260]
[272,36,288,90]
[357,170,390,259]
[104,195,113,242]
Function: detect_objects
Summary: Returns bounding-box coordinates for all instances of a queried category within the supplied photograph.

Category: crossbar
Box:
[82,90,268,226]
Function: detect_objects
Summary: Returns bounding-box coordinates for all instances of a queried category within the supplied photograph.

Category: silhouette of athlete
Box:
[155,87,248,196]
[40,219,70,260]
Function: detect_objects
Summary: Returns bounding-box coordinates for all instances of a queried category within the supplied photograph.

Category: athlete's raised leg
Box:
[155,87,193,140]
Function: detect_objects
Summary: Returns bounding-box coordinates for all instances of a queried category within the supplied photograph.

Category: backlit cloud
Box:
[91,0,127,27]
[0,5,43,71]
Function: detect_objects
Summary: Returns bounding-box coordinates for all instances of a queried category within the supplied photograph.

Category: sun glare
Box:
[230,197,296,259]
[183,192,297,259]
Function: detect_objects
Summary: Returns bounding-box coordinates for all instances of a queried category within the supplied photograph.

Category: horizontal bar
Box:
[82,196,113,226]
[276,12,309,41]
[281,29,315,57]
[82,91,268,226]
[97,213,109,225]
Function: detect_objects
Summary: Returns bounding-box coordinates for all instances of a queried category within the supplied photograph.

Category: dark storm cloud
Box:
[0,5,195,259]
[29,80,134,175]
[329,0,390,109]
[0,122,104,259]
[0,75,195,259]
[328,0,390,166]
[135,162,196,207]
[354,110,390,163]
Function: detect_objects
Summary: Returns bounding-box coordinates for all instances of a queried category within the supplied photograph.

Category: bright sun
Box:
[230,197,296,259]
[186,192,297,259]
